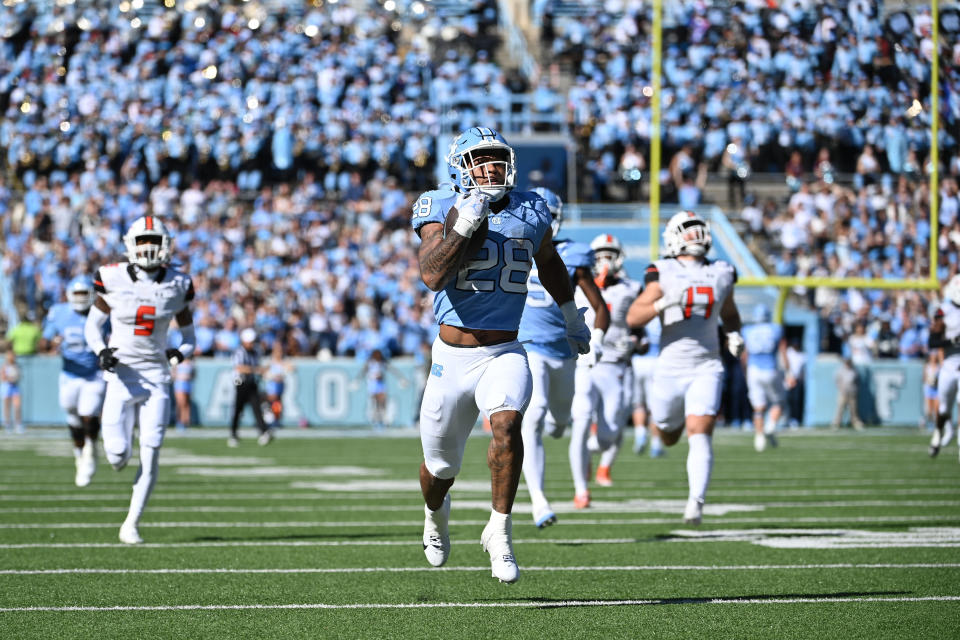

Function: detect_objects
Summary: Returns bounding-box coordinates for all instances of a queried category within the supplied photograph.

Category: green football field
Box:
[0,428,958,639]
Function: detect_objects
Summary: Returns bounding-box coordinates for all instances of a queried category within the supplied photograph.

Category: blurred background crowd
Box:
[0,0,957,366]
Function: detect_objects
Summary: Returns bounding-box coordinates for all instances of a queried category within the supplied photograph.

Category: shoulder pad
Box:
[411,189,458,233]
[558,241,594,269]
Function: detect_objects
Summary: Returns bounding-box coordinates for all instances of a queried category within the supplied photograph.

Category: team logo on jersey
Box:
[490,216,502,226]
[430,364,444,378]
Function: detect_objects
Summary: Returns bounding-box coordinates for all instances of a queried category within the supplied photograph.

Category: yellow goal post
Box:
[647,0,942,323]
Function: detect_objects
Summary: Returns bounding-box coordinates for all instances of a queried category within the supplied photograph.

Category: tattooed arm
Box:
[417,222,471,292]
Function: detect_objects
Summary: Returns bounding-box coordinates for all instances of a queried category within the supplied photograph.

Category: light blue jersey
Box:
[743,322,783,370]
[518,240,593,358]
[412,188,551,331]
[42,303,101,378]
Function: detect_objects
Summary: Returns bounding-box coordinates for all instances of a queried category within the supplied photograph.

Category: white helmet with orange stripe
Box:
[123,215,172,270]
[664,210,711,257]
[590,233,624,277]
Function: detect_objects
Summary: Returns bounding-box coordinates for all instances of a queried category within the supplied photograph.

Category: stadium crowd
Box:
[0,0,957,366]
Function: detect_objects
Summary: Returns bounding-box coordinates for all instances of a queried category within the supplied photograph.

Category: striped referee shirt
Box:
[232,345,261,381]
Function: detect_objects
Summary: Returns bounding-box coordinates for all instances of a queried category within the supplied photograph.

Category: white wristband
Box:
[560,300,579,326]
[653,297,669,313]
[590,328,605,343]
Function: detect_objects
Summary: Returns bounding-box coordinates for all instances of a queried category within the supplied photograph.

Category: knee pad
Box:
[106,448,131,471]
[426,461,459,481]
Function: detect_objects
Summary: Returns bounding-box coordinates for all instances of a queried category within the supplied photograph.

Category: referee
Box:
[229,328,273,447]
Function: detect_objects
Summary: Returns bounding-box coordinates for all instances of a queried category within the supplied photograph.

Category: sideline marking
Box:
[2,595,958,612]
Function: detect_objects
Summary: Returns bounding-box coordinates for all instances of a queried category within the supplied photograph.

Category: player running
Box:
[84,215,196,544]
[569,234,642,507]
[413,127,592,583]
[927,274,960,460]
[518,187,609,527]
[626,210,743,525]
[42,275,106,486]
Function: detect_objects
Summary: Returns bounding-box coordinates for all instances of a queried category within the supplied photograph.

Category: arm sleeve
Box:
[84,305,109,354]
[177,323,195,359]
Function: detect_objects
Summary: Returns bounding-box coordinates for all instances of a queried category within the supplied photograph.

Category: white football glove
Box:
[726,331,745,358]
[580,328,606,367]
[560,301,592,356]
[451,192,490,237]
[653,285,689,314]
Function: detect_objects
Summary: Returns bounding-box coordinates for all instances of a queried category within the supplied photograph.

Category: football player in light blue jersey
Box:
[517,187,609,529]
[742,304,786,452]
[412,127,592,584]
[41,275,107,487]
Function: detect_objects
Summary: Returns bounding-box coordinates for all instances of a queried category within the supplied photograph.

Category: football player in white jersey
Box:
[84,216,196,544]
[569,234,642,507]
[626,211,743,525]
[927,274,960,459]
[518,188,609,528]
[413,127,592,583]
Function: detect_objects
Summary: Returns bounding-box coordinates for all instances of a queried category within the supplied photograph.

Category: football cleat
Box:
[227,436,239,448]
[481,516,519,584]
[119,521,143,545]
[257,430,274,446]
[683,499,704,526]
[595,465,613,487]
[930,429,942,458]
[943,422,955,448]
[754,433,766,453]
[532,503,557,529]
[573,491,591,509]
[422,494,451,567]
[633,432,648,455]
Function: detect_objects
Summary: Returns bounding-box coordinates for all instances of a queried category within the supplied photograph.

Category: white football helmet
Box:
[663,210,712,257]
[590,233,624,275]
[945,274,960,306]
[66,275,94,312]
[123,215,172,270]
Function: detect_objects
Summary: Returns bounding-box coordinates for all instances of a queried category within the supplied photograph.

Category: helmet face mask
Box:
[664,211,712,257]
[123,216,172,270]
[67,276,94,312]
[446,127,516,200]
[531,187,563,237]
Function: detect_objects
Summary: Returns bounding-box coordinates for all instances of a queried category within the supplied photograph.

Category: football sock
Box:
[568,418,591,495]
[126,444,160,525]
[687,433,713,505]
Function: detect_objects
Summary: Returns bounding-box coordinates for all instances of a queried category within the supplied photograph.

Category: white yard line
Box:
[0,514,957,530]
[3,497,956,515]
[1,595,958,613]
[1,563,958,576]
